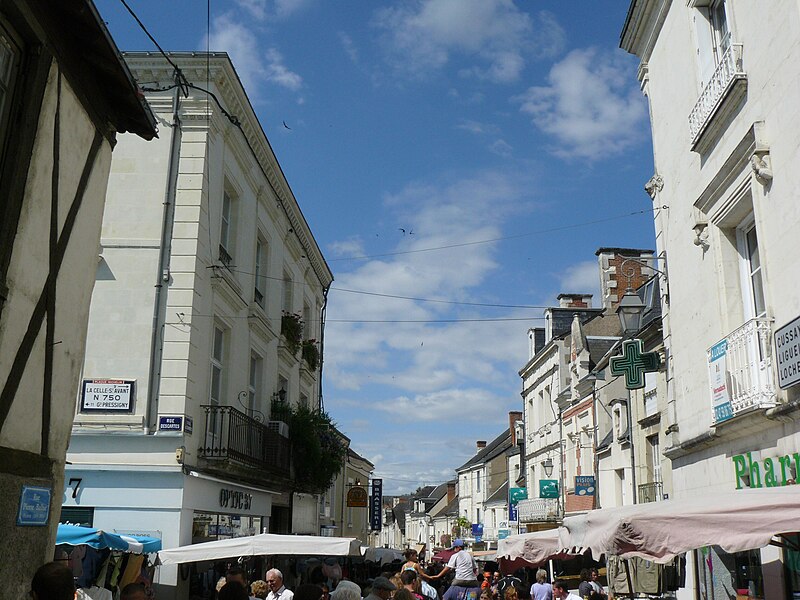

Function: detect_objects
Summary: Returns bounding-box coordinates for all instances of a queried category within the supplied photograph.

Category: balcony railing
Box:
[638,481,663,504]
[709,318,776,425]
[517,497,560,523]
[218,244,233,268]
[688,43,746,145]
[198,405,290,472]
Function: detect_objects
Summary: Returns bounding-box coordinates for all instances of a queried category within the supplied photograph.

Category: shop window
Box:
[696,546,763,600]
[783,533,800,596]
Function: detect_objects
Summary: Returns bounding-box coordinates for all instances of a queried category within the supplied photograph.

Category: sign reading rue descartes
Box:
[732,451,800,489]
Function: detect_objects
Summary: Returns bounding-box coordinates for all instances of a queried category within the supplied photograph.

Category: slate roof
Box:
[456,429,512,472]
[431,495,460,518]
[485,481,509,504]
[393,503,408,530]
[548,307,604,339]
[587,336,621,370]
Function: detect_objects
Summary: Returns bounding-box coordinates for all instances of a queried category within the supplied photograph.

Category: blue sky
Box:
[98,0,656,495]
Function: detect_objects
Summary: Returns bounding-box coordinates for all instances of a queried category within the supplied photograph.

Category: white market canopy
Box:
[558,485,800,563]
[496,529,566,568]
[363,547,404,565]
[158,533,362,565]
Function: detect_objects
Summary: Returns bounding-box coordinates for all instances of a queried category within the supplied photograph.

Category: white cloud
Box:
[275,0,310,17]
[235,0,267,20]
[557,259,601,301]
[206,16,303,95]
[489,139,513,157]
[264,47,303,91]
[515,47,647,159]
[373,2,565,83]
[339,32,360,64]
[456,119,498,135]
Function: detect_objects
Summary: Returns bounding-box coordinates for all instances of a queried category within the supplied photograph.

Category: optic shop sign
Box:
[775,316,800,389]
[81,379,134,412]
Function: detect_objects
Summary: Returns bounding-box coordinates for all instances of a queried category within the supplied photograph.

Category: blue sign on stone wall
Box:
[17,486,51,526]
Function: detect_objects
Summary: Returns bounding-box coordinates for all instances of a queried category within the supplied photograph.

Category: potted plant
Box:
[301,339,319,371]
[281,311,303,355]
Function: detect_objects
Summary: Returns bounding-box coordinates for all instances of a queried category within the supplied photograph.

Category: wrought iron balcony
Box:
[218,244,233,268]
[254,287,265,308]
[709,318,776,425]
[198,405,290,473]
[517,497,560,523]
[638,481,663,504]
[688,44,746,147]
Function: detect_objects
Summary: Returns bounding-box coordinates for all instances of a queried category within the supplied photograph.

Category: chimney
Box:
[557,293,593,309]
[476,440,487,450]
[596,248,655,311]
[509,411,523,445]
[528,327,546,359]
[447,481,456,503]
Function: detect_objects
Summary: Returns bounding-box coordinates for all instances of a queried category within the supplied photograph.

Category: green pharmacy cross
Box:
[610,339,661,389]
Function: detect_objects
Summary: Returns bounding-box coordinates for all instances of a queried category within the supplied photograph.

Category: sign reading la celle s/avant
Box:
[80,379,135,412]
[775,316,800,389]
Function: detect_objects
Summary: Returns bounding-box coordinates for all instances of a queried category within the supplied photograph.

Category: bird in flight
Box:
[283,120,291,130]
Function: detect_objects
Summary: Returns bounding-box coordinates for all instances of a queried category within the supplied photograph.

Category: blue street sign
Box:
[18,486,51,526]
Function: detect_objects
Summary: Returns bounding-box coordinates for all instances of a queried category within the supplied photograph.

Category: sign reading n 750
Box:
[80,379,134,412]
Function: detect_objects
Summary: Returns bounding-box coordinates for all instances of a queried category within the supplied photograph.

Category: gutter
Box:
[145,86,182,434]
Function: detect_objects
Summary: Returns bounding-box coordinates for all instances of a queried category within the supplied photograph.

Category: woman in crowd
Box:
[530,569,552,600]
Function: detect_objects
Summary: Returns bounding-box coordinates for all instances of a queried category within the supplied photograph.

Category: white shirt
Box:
[447,550,477,580]
[268,585,295,600]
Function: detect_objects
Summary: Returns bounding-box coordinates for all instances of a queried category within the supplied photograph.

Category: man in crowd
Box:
[267,568,295,600]
[121,582,148,600]
[552,581,580,600]
[30,562,75,600]
[434,539,477,587]
[365,576,397,600]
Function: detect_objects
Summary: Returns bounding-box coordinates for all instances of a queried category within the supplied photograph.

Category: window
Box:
[278,374,289,405]
[738,220,766,319]
[475,508,480,524]
[248,353,263,415]
[646,435,661,483]
[254,238,267,308]
[476,471,481,493]
[300,393,308,410]
[282,270,292,313]
[303,302,312,339]
[694,0,732,88]
[219,189,235,266]
[210,326,226,406]
[0,19,21,172]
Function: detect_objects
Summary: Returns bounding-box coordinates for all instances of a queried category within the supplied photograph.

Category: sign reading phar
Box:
[733,451,800,489]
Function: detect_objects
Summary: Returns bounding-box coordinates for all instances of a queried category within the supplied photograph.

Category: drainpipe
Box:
[145,86,182,434]
[318,281,331,413]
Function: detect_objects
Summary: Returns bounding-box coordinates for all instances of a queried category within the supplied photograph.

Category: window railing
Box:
[198,405,290,472]
[638,481,663,503]
[218,244,233,268]
[516,497,560,523]
[709,317,776,425]
[254,287,265,307]
[688,43,745,144]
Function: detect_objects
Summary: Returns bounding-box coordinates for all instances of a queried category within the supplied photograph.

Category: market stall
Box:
[55,524,162,598]
[158,532,361,565]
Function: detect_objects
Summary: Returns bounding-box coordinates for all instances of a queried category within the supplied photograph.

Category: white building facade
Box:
[622,1,800,597]
[64,53,332,599]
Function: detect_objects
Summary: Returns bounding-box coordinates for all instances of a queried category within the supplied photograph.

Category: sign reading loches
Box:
[775,315,800,389]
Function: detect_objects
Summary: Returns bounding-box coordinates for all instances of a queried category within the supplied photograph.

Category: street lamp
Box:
[616,288,646,336]
[542,457,554,478]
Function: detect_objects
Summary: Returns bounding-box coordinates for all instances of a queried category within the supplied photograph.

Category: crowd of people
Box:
[28,540,606,600]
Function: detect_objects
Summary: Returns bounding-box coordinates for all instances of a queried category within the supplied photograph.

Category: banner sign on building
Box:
[775,316,800,389]
[575,476,596,496]
[708,340,733,423]
[508,487,527,522]
[80,379,135,412]
[370,479,382,531]
[347,485,368,507]
[539,479,559,499]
